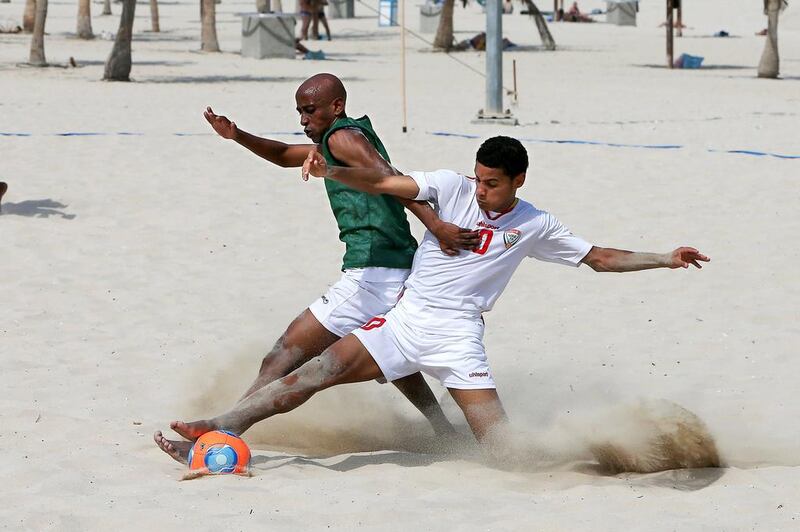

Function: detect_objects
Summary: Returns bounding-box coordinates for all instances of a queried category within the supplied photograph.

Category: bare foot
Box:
[154,431,193,464]
[170,419,219,441]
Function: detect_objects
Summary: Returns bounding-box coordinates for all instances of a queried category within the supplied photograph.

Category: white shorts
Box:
[352,305,496,390]
[308,268,409,338]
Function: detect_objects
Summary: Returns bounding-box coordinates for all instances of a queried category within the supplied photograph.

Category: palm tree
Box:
[521,0,555,50]
[434,0,554,51]
[758,0,787,78]
[28,0,48,66]
[23,0,35,32]
[150,0,160,32]
[77,0,94,39]
[104,0,136,81]
[433,0,455,50]
[201,0,220,51]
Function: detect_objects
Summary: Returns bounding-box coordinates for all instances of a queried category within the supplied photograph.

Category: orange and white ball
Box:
[188,430,251,475]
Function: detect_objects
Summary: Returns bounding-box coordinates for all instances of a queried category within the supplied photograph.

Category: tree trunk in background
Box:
[522,0,555,50]
[150,0,160,32]
[104,0,136,81]
[201,0,220,51]
[23,0,36,32]
[28,0,48,65]
[433,0,455,50]
[102,0,112,16]
[77,0,94,39]
[757,0,781,78]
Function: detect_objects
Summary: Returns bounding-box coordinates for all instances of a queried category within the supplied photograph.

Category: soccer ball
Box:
[188,430,251,474]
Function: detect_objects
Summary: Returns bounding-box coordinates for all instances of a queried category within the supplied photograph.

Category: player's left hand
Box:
[669,247,710,269]
[302,148,327,181]
[432,222,480,256]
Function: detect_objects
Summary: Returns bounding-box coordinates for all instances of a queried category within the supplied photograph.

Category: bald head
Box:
[295,73,348,142]
[296,73,347,107]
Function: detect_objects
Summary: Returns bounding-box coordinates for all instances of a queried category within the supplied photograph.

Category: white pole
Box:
[485,0,503,115]
[400,0,408,133]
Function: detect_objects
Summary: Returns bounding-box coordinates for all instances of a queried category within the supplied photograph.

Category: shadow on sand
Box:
[139,74,310,84]
[251,451,449,472]
[250,450,725,491]
[74,59,197,67]
[1,199,76,219]
[139,74,365,84]
[632,467,727,491]
[575,462,726,491]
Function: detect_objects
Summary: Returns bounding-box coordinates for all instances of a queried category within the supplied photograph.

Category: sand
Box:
[2,0,799,529]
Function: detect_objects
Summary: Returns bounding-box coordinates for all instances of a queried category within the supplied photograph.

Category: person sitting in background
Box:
[454,32,517,51]
[563,1,594,22]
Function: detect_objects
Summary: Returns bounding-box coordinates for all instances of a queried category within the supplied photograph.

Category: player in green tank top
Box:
[319,115,417,270]
[155,74,480,457]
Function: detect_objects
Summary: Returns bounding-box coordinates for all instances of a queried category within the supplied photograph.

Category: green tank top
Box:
[320,116,417,271]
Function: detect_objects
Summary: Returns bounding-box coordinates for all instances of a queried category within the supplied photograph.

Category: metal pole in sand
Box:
[400,0,408,132]
[473,0,516,124]
[666,0,674,68]
[486,0,502,114]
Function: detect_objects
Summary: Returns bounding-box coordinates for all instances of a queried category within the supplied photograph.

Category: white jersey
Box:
[396,169,593,334]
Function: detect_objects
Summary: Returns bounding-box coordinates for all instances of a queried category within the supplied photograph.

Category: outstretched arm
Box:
[581,246,710,272]
[319,132,479,254]
[204,107,314,168]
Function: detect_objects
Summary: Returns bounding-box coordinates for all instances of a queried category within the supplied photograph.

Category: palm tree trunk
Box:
[201,0,220,52]
[77,0,94,39]
[102,0,112,16]
[757,0,781,78]
[104,0,136,81]
[150,0,160,32]
[23,0,36,32]
[522,0,555,50]
[433,0,455,50]
[28,0,48,66]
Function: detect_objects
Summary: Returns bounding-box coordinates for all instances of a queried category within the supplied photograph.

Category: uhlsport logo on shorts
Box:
[503,229,521,249]
[469,371,489,378]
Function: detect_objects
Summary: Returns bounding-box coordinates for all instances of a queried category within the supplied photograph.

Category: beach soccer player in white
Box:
[154,136,710,458]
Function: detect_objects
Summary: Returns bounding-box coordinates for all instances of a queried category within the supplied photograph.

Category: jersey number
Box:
[472,229,493,255]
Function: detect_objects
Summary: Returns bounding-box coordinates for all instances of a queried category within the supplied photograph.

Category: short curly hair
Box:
[475,136,529,178]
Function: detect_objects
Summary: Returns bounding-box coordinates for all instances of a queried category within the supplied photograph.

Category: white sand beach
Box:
[2,0,799,529]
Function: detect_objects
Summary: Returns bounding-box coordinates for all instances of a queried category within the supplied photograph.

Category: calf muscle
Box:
[217,335,384,434]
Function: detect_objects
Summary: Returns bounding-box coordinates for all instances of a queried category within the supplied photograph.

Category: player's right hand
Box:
[302,149,327,181]
[203,106,238,139]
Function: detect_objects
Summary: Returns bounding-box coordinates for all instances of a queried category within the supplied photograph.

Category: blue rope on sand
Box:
[708,149,800,160]
[430,131,800,159]
[431,131,683,150]
[3,130,798,159]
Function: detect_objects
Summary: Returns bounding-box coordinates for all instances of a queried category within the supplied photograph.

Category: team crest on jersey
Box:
[503,229,521,249]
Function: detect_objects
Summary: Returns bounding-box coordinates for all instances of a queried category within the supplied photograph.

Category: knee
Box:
[259,337,307,374]
[296,350,350,388]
